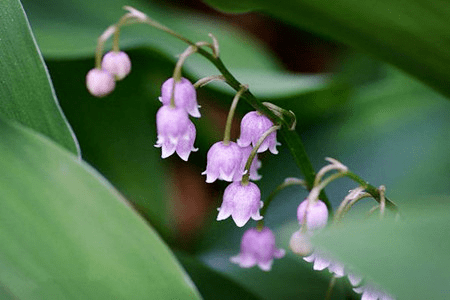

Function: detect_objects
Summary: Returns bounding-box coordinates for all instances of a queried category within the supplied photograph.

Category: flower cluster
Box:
[86,10,400,297]
[303,249,395,300]
[86,50,131,97]
[209,110,279,227]
[154,78,199,161]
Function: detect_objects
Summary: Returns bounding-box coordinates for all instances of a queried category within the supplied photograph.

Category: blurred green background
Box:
[1,0,449,298]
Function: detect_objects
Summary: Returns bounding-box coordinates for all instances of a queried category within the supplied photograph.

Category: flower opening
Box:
[230,227,285,271]
[217,181,263,227]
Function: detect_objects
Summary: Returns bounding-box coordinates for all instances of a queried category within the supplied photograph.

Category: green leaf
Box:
[0,116,200,299]
[202,0,450,98]
[312,205,450,299]
[0,0,79,154]
[21,0,329,99]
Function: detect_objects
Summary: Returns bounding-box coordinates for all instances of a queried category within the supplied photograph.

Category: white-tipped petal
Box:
[216,206,232,221]
[231,227,284,271]
[258,260,273,272]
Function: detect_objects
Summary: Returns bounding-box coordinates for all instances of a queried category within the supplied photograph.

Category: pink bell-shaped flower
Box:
[174,120,198,161]
[297,199,329,231]
[155,105,196,160]
[303,250,332,271]
[237,111,280,154]
[303,249,345,277]
[217,181,263,227]
[160,77,200,118]
[202,141,243,183]
[101,51,131,80]
[234,145,262,181]
[230,227,285,271]
[86,68,115,97]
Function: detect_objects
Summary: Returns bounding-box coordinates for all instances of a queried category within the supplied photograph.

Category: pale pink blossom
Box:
[217,181,263,227]
[231,227,285,271]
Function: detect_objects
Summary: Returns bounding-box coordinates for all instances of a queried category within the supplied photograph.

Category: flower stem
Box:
[242,125,281,185]
[122,7,332,210]
[222,85,247,145]
[112,14,131,52]
[257,178,307,228]
[95,25,116,69]
[194,75,226,88]
[344,171,398,212]
[324,276,337,300]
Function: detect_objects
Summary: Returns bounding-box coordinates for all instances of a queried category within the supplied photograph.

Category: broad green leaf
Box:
[0,116,200,299]
[202,0,450,98]
[312,205,450,299]
[0,0,79,154]
[21,0,330,99]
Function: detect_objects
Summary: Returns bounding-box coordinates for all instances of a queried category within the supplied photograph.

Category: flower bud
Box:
[230,227,285,271]
[217,181,263,227]
[289,230,312,256]
[101,51,131,80]
[297,199,328,231]
[86,68,115,97]
[160,77,200,118]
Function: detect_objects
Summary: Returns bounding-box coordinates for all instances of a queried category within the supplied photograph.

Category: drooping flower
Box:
[289,230,312,256]
[202,141,243,183]
[230,227,285,271]
[86,68,115,97]
[237,111,280,154]
[353,283,396,300]
[297,199,329,231]
[217,181,263,227]
[348,272,363,287]
[155,105,196,160]
[173,121,198,161]
[303,249,345,277]
[303,250,332,271]
[160,77,200,118]
[235,145,262,181]
[101,51,132,80]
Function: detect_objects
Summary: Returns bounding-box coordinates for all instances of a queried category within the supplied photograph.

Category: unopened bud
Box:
[86,68,115,97]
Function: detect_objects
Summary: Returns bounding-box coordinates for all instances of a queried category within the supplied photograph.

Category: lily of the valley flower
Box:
[237,111,280,154]
[237,145,262,181]
[86,68,115,97]
[289,230,313,256]
[202,141,243,183]
[101,51,132,80]
[297,199,329,231]
[303,249,344,277]
[160,77,201,118]
[217,181,263,227]
[155,105,197,160]
[230,227,285,271]
[353,283,395,300]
